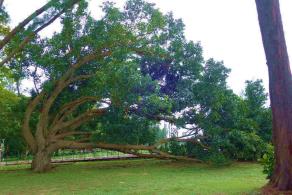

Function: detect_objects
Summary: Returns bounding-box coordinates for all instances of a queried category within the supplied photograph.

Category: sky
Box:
[4,0,292,95]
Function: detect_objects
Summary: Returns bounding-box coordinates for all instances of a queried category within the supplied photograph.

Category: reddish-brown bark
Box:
[255,0,292,191]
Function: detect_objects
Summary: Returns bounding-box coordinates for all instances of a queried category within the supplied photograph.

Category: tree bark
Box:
[255,0,292,191]
[31,150,52,172]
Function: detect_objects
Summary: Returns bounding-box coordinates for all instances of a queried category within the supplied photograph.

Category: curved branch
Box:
[51,108,107,134]
[22,92,45,153]
[129,107,175,123]
[0,0,81,51]
[68,74,95,84]
[0,6,66,66]
[37,56,100,139]
[53,131,92,139]
[36,51,111,145]
[51,96,100,127]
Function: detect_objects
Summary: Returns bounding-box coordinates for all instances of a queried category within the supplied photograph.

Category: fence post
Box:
[5,153,7,166]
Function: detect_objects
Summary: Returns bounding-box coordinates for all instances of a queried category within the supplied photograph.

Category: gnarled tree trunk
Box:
[31,150,53,172]
[255,0,292,191]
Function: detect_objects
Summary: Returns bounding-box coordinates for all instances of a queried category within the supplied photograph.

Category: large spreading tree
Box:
[16,0,205,172]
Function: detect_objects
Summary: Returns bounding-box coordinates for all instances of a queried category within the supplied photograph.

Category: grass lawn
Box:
[0,159,267,195]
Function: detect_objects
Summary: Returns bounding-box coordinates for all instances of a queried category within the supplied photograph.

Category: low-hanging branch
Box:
[48,140,202,163]
[48,127,207,163]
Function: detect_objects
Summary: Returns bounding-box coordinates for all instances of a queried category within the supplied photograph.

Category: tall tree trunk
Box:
[255,0,292,191]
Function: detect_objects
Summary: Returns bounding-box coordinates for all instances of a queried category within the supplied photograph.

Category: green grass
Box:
[0,159,267,195]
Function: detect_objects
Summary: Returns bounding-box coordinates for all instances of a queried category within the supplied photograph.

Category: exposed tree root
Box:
[261,184,292,195]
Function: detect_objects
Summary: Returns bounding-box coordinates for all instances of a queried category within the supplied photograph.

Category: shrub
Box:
[168,140,187,156]
[225,130,267,161]
[259,144,274,179]
[207,151,232,167]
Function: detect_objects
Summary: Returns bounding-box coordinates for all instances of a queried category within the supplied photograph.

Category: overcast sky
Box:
[4,0,292,95]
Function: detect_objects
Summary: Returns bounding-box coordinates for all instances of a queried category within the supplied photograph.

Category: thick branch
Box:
[35,50,111,147]
[0,7,65,66]
[129,107,175,123]
[0,0,80,51]
[51,108,107,134]
[128,149,201,162]
[67,74,95,84]
[37,56,100,139]
[44,54,100,111]
[155,135,209,150]
[53,131,92,140]
[22,92,45,153]
[49,140,201,163]
[51,96,100,127]
[49,140,154,152]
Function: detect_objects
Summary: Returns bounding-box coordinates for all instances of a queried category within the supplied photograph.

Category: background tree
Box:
[0,86,27,155]
[162,59,271,163]
[243,79,272,142]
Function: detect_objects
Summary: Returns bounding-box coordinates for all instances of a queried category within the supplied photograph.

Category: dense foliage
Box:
[259,144,274,179]
[164,76,272,163]
[0,87,26,155]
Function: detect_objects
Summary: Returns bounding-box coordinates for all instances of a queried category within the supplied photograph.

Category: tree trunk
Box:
[31,150,52,172]
[255,0,292,191]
